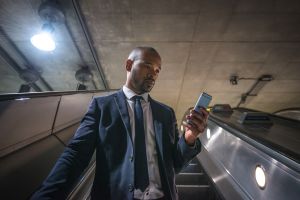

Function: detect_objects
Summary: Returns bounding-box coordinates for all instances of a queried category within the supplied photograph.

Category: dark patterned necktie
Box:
[133,96,149,191]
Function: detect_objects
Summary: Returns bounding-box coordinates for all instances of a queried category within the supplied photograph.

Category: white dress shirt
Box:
[122,86,164,200]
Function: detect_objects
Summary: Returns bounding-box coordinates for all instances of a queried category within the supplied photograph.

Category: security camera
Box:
[230,75,238,85]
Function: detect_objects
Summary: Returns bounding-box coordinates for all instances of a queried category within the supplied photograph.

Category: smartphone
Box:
[184,92,212,127]
[194,92,212,112]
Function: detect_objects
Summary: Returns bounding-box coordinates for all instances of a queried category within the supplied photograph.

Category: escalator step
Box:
[177,185,210,200]
[190,158,200,165]
[181,163,203,173]
[175,173,208,185]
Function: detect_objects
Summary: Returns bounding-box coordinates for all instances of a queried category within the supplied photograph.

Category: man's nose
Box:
[152,67,160,77]
[147,73,155,79]
[147,72,158,81]
[151,70,159,79]
[147,70,156,78]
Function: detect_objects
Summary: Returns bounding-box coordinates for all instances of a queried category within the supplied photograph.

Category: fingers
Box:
[184,108,209,135]
[190,108,209,120]
[182,121,200,139]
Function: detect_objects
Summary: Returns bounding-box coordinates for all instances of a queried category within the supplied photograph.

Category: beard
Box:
[141,79,155,93]
[132,74,155,94]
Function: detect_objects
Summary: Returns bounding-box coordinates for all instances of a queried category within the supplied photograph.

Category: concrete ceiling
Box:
[0,0,300,120]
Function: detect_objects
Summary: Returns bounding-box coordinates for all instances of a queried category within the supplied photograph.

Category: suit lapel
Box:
[114,89,133,145]
[149,97,164,161]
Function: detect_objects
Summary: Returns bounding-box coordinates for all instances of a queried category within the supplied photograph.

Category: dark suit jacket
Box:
[31,89,201,200]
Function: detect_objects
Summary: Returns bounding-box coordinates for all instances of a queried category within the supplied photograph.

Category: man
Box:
[31,47,209,200]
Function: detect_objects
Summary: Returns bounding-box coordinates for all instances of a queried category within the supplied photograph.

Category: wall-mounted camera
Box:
[230,75,239,85]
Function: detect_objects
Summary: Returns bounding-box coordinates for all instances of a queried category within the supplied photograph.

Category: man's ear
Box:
[126,59,133,71]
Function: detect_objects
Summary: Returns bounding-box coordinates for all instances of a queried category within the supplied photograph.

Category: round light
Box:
[30,32,56,51]
[206,128,211,139]
[255,165,266,189]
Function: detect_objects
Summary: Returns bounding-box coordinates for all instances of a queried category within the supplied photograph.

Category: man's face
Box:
[128,51,161,94]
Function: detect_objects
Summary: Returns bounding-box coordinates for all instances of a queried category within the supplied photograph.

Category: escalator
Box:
[197,106,300,200]
[176,158,217,200]
[0,90,111,200]
[1,91,299,200]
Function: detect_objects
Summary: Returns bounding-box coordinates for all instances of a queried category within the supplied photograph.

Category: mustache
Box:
[145,78,155,82]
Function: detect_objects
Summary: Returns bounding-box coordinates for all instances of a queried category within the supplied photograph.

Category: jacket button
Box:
[129,155,134,162]
[128,184,134,192]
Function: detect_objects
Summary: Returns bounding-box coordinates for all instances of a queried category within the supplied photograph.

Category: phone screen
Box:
[194,92,212,112]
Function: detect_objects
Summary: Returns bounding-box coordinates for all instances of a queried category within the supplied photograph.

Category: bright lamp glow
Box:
[31,32,56,51]
[255,165,266,189]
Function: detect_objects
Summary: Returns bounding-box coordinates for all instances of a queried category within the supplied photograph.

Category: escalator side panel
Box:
[0,96,60,157]
[198,120,300,200]
[53,93,93,133]
[54,122,81,145]
[0,91,112,199]
[0,135,65,200]
[198,148,246,200]
[211,111,300,163]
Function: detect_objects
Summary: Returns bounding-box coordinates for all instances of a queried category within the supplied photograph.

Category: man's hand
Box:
[183,108,209,146]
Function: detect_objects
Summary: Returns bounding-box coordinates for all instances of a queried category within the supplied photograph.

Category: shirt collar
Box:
[122,85,149,102]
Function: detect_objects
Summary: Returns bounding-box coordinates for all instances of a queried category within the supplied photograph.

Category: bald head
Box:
[128,47,161,62]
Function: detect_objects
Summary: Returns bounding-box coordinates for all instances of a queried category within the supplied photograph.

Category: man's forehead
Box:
[141,52,162,67]
[129,47,162,68]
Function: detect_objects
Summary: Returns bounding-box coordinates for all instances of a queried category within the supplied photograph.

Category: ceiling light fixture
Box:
[31,0,65,52]
[31,23,56,51]
[75,67,93,90]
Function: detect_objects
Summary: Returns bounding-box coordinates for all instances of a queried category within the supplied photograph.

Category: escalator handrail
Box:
[0,89,119,101]
[208,115,300,173]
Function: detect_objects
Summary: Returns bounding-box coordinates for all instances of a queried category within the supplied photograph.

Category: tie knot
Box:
[133,95,143,102]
